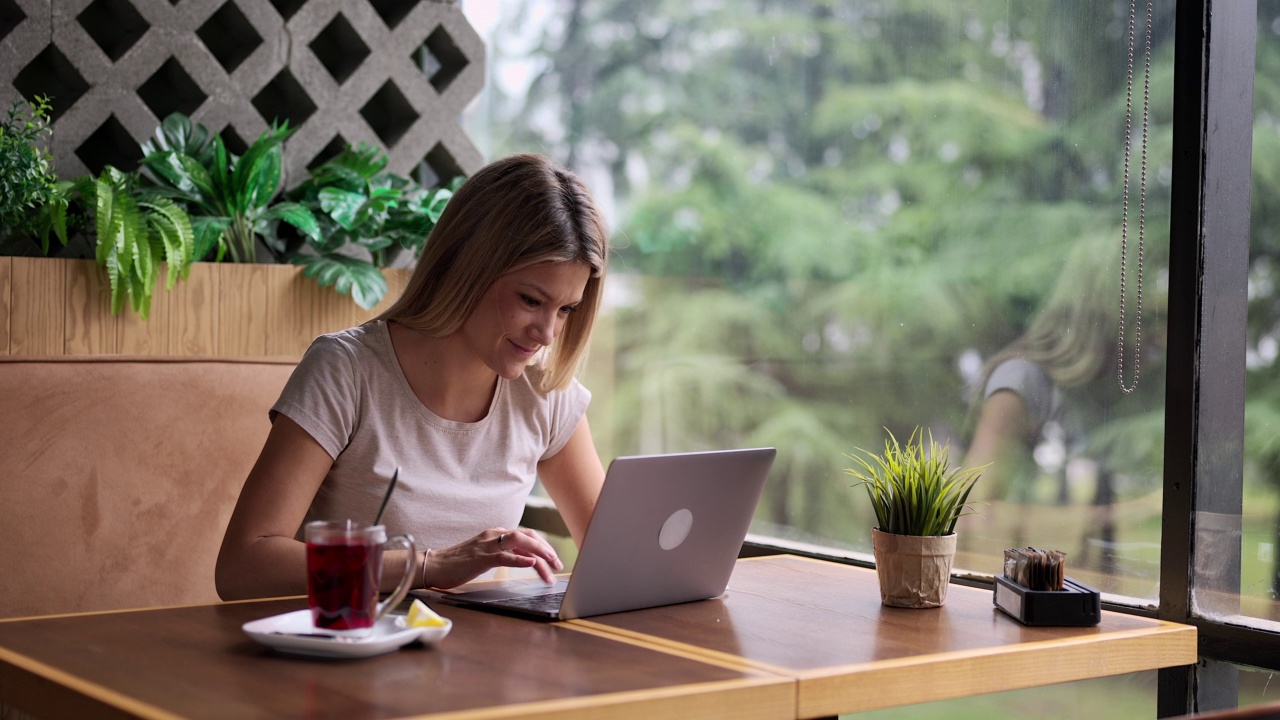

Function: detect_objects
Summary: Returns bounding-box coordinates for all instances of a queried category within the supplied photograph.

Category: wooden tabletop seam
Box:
[568,618,796,676]
[564,619,790,674]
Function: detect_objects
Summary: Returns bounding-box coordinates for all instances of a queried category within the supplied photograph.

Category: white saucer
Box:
[242,609,452,659]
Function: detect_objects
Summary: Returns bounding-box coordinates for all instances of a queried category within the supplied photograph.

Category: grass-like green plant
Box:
[844,427,985,537]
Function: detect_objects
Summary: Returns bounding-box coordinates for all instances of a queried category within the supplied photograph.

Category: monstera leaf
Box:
[292,253,388,311]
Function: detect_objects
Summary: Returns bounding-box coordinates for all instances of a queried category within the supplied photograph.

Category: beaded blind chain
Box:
[1119,0,1152,394]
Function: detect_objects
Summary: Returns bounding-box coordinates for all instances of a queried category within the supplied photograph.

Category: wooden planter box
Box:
[0,257,412,357]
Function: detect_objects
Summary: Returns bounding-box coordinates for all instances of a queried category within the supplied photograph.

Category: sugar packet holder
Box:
[994,575,1101,626]
[993,547,1101,626]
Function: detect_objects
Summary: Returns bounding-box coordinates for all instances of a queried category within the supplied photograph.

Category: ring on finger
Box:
[497,533,507,551]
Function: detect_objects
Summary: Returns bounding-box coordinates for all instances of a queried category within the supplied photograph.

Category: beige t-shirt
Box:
[273,320,591,551]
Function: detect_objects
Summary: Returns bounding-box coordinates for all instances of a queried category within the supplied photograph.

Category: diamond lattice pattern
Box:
[0,0,484,184]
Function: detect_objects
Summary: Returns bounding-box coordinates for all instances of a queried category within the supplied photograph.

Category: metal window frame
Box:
[1157,0,1280,715]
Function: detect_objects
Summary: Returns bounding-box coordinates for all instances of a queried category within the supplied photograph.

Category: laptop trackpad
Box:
[452,579,568,602]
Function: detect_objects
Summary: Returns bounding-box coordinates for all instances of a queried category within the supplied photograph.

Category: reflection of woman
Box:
[216,154,611,600]
[966,236,1118,502]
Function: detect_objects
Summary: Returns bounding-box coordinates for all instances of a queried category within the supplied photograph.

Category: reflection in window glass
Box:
[463,0,1172,602]
[1242,0,1280,627]
[1241,663,1280,707]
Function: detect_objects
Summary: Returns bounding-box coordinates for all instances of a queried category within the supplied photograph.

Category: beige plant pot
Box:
[871,528,958,608]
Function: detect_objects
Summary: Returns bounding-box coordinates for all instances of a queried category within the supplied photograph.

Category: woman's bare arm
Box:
[215,415,334,601]
[965,389,1037,501]
[536,416,606,547]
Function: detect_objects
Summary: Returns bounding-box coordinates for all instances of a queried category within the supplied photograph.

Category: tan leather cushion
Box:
[0,357,296,619]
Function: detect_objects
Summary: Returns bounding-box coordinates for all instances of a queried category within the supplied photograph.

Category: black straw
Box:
[373,467,399,526]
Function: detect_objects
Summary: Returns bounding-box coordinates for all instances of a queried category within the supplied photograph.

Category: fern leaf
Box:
[93,178,114,266]
[123,196,152,292]
[148,220,166,273]
[149,215,181,290]
[105,251,126,316]
[126,269,151,320]
[141,198,196,285]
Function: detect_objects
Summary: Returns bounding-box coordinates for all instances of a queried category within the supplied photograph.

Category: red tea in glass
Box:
[303,520,415,637]
[306,539,382,630]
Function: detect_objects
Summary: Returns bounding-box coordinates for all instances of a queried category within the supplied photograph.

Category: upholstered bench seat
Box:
[0,356,296,619]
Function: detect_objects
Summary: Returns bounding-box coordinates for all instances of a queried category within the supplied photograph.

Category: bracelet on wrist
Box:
[418,549,432,589]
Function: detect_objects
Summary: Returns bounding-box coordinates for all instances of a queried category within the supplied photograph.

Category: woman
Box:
[965,231,1120,503]
[960,230,1135,561]
[216,154,610,600]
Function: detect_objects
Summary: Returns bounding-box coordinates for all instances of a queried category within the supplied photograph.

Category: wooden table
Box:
[0,555,1196,720]
[0,597,791,720]
[571,555,1199,719]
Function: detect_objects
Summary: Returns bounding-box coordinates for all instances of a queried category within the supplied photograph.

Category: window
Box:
[1241,0,1280,630]
[467,0,1173,601]
[464,0,1280,712]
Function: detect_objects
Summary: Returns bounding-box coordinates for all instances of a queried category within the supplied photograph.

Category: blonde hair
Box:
[981,230,1120,391]
[377,154,610,392]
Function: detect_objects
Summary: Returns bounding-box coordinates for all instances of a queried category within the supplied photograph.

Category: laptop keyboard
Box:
[495,592,566,613]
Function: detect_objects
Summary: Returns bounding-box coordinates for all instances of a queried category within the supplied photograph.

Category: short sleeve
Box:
[540,377,591,461]
[271,335,360,459]
[984,358,1057,432]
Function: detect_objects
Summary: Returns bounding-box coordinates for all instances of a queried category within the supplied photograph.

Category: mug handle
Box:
[375,534,416,622]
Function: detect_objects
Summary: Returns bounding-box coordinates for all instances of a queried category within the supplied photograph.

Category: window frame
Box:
[1155,0,1276,713]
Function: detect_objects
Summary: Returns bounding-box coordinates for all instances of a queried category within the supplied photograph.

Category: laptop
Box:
[427,447,776,620]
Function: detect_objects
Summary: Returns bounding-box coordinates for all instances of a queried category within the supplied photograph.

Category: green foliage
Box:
[0,95,63,252]
[478,1,1185,551]
[133,116,460,309]
[844,428,985,537]
[0,100,196,317]
[139,114,318,263]
[2,106,457,311]
[285,143,462,309]
[141,112,216,166]
[292,254,388,311]
[85,167,196,319]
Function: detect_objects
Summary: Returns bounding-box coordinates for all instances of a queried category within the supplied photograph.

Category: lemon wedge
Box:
[407,599,448,628]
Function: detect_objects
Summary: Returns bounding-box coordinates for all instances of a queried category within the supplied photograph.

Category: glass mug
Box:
[304,520,415,637]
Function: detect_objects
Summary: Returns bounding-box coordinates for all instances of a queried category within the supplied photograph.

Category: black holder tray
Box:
[994,575,1101,626]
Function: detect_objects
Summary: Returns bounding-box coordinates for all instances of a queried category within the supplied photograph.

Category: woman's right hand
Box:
[425,527,563,589]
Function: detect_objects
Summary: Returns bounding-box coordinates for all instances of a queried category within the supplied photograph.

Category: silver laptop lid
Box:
[558,447,775,619]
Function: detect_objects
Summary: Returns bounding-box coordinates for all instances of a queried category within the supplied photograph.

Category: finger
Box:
[530,555,557,585]
[493,528,558,566]
[513,528,563,571]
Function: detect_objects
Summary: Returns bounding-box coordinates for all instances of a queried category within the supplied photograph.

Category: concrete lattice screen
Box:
[0,0,485,189]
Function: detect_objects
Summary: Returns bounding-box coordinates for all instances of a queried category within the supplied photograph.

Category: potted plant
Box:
[844,427,985,608]
[0,95,68,255]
